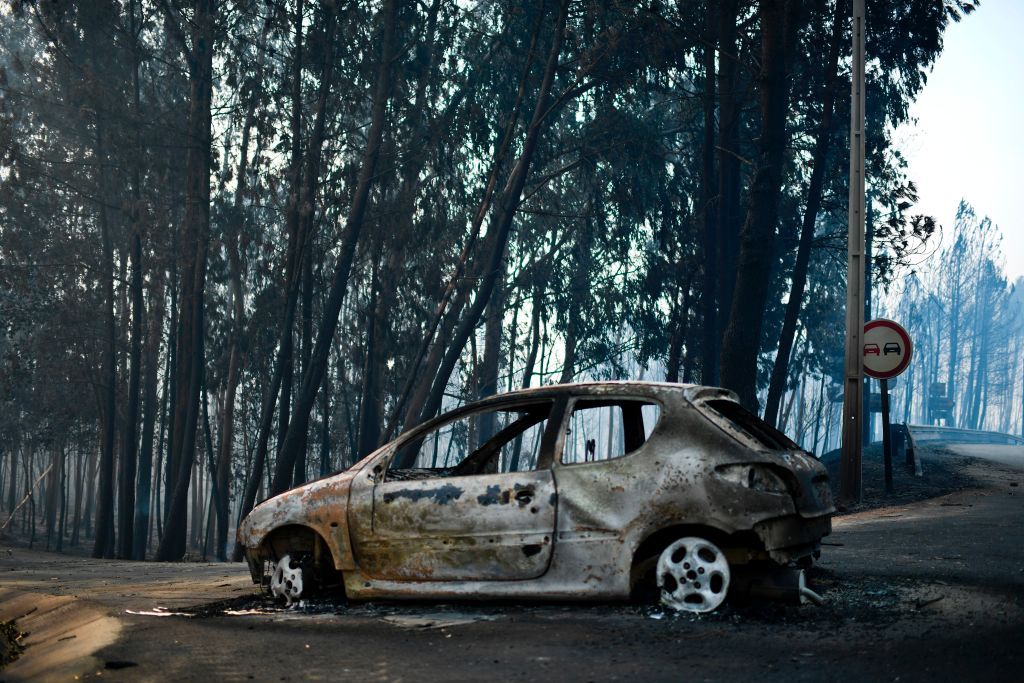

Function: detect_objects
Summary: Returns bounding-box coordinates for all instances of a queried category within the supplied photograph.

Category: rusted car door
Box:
[348,401,563,581]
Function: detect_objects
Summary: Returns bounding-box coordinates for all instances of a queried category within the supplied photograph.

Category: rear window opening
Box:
[705,399,798,451]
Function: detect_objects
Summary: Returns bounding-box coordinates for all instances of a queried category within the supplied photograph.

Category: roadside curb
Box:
[0,588,122,682]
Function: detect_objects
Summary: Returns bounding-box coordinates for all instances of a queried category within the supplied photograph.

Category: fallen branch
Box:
[0,464,53,532]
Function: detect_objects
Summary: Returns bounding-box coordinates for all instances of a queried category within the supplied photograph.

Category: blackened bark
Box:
[117,232,143,559]
[133,276,163,559]
[269,0,398,498]
[319,373,332,476]
[667,276,694,384]
[45,448,61,550]
[235,0,338,531]
[92,119,117,560]
[163,239,178,525]
[523,287,543,391]
[398,289,468,433]
[480,276,504,398]
[83,437,97,539]
[666,291,684,384]
[720,0,803,410]
[118,0,146,560]
[715,0,741,366]
[558,222,593,385]
[156,0,215,561]
[356,261,384,460]
[700,0,719,385]
[5,447,15,513]
[478,270,505,442]
[418,0,571,426]
[215,118,250,560]
[763,1,843,427]
[275,0,306,469]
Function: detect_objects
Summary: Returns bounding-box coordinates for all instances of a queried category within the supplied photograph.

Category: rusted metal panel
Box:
[350,470,556,581]
[237,465,366,572]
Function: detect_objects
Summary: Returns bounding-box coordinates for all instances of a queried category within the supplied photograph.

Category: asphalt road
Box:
[2,443,1022,682]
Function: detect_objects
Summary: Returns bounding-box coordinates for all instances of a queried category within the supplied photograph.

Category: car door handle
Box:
[515,488,534,505]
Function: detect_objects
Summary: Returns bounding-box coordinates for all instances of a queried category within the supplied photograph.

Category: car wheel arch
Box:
[259,524,345,587]
[628,523,751,598]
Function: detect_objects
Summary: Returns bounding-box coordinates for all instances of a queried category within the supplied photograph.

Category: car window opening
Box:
[705,399,798,451]
[562,400,661,464]
[387,404,553,480]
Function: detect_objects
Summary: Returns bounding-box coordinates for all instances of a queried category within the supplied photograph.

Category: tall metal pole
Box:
[840,0,866,505]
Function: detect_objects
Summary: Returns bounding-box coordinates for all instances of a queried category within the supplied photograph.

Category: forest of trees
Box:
[762,199,1024,458]
[0,0,1005,562]
[890,202,1023,434]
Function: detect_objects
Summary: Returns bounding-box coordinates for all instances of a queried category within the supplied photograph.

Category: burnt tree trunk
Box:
[720,0,803,410]
[117,231,143,559]
[156,0,216,561]
[699,0,719,385]
[268,0,397,499]
[92,117,118,560]
[275,0,307,471]
[715,0,741,365]
[133,276,163,559]
[356,259,385,460]
[118,0,147,560]
[477,271,506,442]
[418,0,571,426]
[763,1,843,427]
[215,134,249,559]
[235,0,339,528]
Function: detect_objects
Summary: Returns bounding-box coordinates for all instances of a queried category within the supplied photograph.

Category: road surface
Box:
[2,442,1022,681]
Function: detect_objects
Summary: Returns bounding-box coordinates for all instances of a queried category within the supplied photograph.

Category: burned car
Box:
[238,382,834,612]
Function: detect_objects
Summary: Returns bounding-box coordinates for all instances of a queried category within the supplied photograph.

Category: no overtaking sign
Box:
[862,318,913,379]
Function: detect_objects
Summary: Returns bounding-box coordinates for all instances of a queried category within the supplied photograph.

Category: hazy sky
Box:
[895,0,1023,281]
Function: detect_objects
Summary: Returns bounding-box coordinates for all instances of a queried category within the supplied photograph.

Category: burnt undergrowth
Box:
[823,444,979,514]
[0,619,25,670]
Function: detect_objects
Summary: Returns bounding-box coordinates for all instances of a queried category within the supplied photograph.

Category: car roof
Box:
[426,381,739,417]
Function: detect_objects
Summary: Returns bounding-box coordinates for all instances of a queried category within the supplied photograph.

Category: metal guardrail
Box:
[907,425,1024,447]
[902,424,923,477]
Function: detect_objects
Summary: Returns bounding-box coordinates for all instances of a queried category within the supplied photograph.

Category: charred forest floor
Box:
[822,440,981,513]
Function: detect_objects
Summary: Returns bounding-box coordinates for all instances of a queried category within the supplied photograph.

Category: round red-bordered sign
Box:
[862,318,913,379]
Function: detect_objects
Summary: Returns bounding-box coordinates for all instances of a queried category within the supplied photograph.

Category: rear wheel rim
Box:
[656,537,730,613]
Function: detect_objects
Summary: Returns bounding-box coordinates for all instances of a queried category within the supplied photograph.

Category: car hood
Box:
[237,468,360,549]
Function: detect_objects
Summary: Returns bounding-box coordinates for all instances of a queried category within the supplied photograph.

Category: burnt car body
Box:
[238,382,834,612]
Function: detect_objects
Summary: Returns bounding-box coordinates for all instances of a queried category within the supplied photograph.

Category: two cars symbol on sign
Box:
[862,319,913,379]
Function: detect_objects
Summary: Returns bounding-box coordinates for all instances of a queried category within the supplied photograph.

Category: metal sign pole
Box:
[881,378,893,492]
[840,0,866,505]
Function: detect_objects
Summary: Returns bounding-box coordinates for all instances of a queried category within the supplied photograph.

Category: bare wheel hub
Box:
[656,536,730,613]
[270,554,304,605]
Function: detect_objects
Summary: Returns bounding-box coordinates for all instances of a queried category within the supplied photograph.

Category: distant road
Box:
[908,424,1024,446]
[941,443,1023,468]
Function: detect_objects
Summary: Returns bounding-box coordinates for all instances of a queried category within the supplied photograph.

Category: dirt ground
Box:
[2,442,1022,681]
